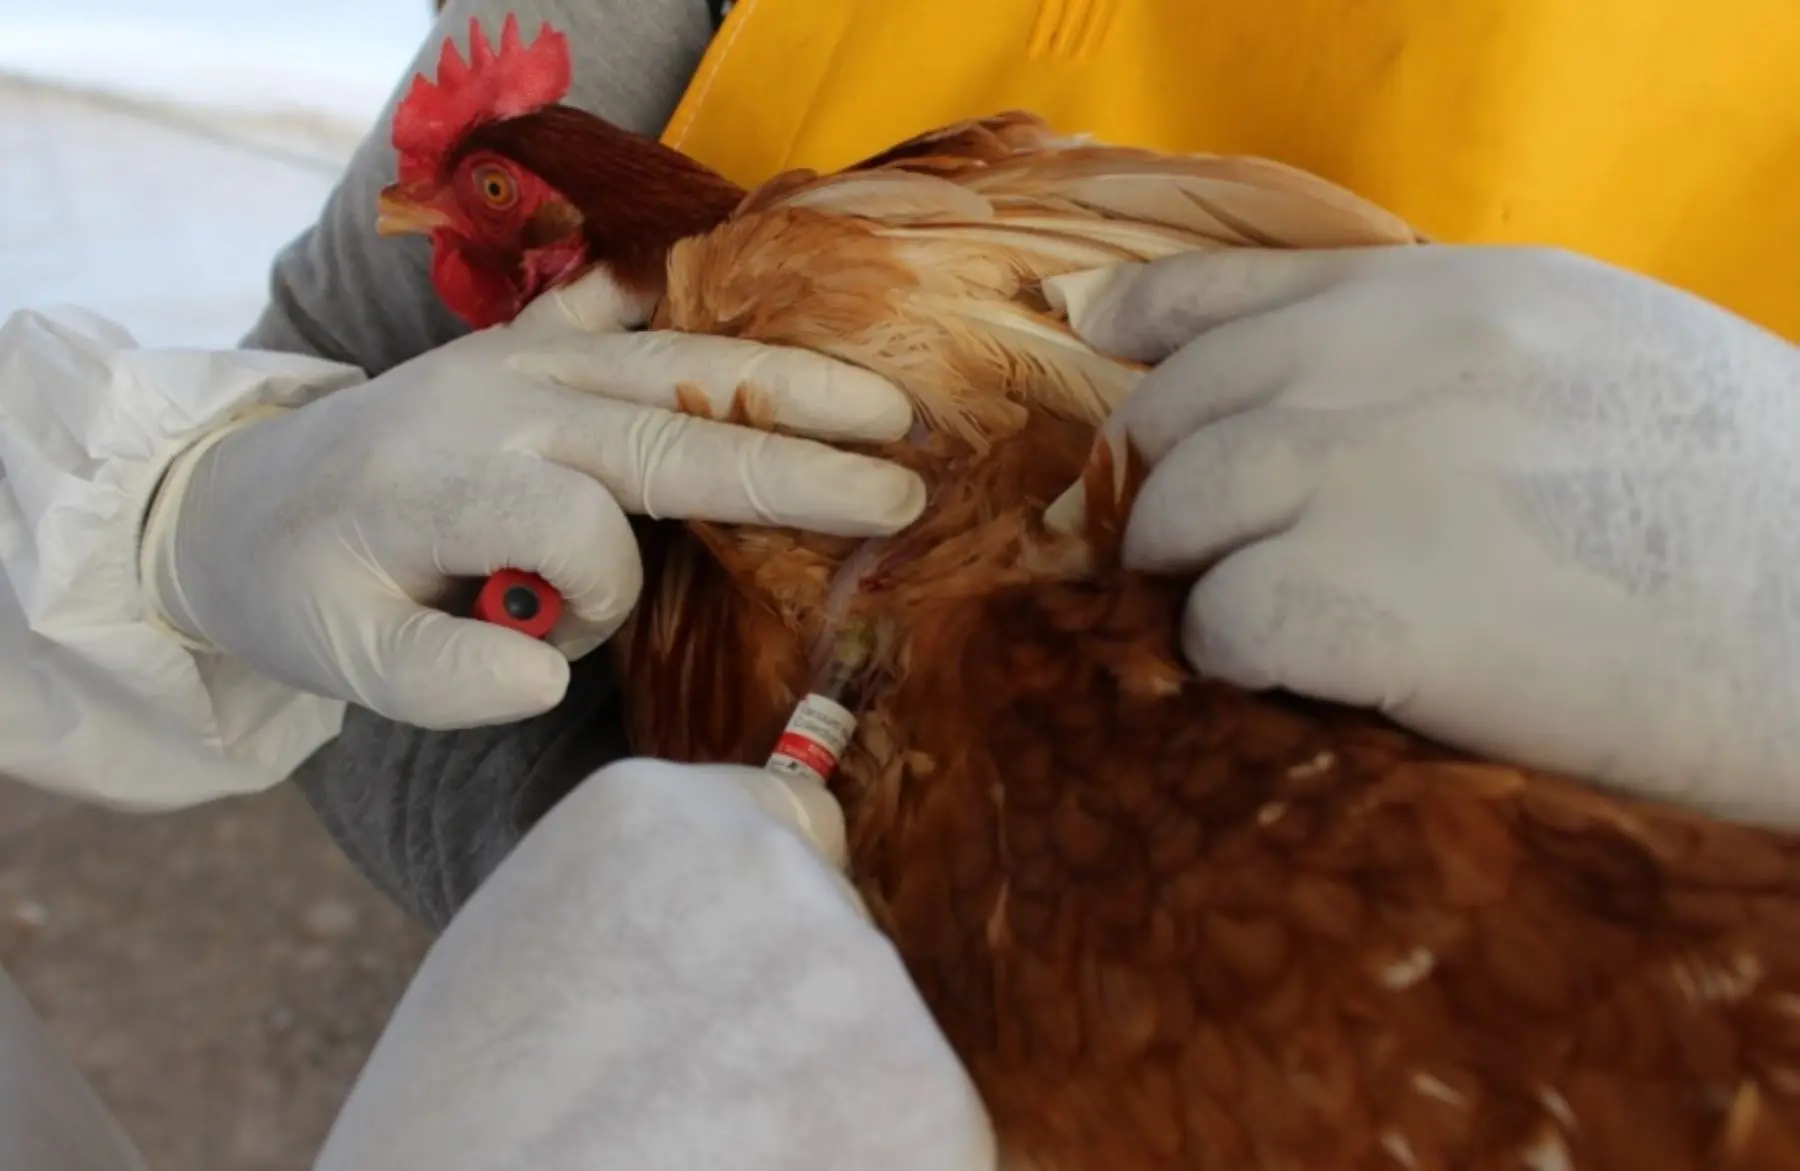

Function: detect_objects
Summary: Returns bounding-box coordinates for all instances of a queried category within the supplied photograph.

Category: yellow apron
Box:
[660,0,1800,341]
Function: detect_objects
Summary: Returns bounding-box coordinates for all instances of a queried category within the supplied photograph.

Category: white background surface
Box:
[0,0,432,348]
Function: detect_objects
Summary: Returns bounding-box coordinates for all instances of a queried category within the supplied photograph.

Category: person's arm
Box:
[248,0,722,927]
[316,758,994,1171]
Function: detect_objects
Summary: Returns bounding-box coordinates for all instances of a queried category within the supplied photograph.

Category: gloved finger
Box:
[1119,409,1326,574]
[1107,304,1318,464]
[1044,246,1397,363]
[534,394,927,537]
[354,592,574,728]
[512,331,916,444]
[421,454,644,646]
[1040,303,1320,535]
[1182,538,1413,713]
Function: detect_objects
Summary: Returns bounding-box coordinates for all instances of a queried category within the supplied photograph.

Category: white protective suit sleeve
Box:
[0,306,364,810]
[0,963,150,1171]
[316,758,995,1171]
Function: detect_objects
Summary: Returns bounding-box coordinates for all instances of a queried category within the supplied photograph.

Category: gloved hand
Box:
[140,281,924,730]
[1044,245,1800,826]
[315,758,995,1171]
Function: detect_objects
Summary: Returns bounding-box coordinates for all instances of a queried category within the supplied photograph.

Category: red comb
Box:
[392,14,572,184]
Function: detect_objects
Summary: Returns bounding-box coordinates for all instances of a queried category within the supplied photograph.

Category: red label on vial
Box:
[770,732,839,780]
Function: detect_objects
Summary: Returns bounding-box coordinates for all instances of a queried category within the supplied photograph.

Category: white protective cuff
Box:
[0,306,365,810]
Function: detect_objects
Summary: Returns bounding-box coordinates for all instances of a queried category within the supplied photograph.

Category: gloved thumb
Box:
[727,768,851,869]
[1182,538,1414,715]
[354,597,573,729]
[723,766,870,921]
[509,264,649,335]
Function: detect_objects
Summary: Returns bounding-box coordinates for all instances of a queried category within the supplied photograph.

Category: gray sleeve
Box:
[290,652,636,931]
[261,0,717,931]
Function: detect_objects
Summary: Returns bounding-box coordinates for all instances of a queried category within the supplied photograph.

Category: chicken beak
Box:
[375,185,453,237]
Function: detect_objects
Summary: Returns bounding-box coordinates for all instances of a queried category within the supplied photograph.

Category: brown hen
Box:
[614,115,1800,1171]
[377,33,1800,1169]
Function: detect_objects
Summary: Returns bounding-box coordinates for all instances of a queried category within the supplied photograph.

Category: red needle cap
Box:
[472,569,563,639]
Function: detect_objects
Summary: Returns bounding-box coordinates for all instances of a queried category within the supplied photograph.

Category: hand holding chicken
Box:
[1049,245,1800,825]
[140,273,922,731]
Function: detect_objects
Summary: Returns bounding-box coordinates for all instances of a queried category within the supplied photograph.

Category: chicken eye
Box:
[472,165,518,210]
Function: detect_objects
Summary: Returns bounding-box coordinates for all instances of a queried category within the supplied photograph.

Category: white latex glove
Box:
[1045,245,1800,826]
[316,758,995,1171]
[141,283,924,730]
